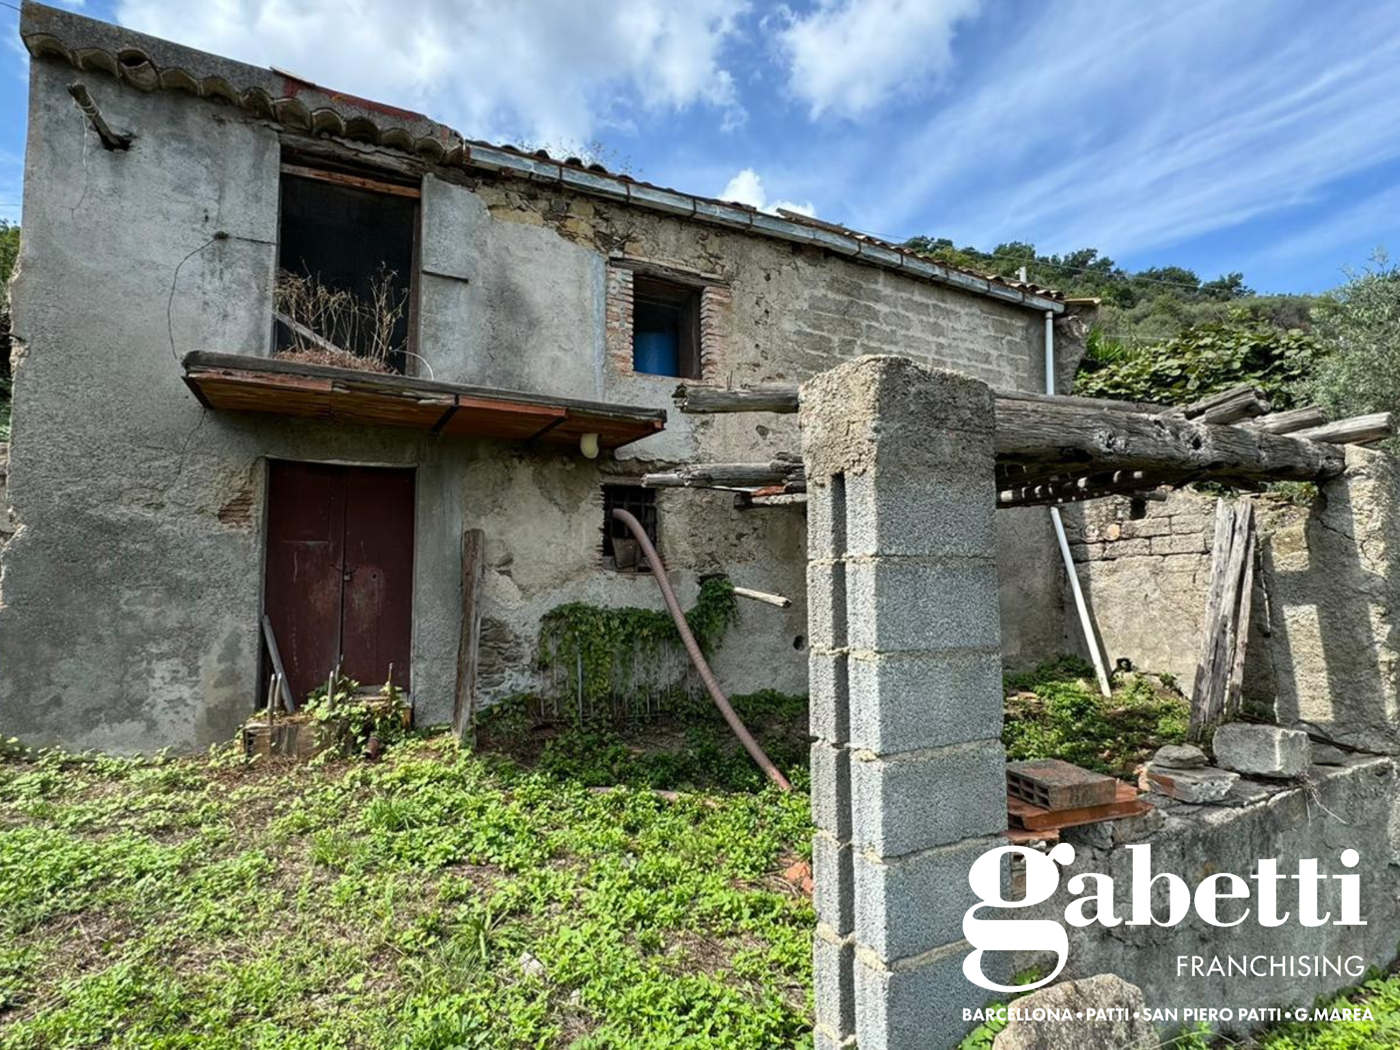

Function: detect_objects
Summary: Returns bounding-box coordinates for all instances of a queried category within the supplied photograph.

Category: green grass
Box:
[5,671,1392,1050]
[1002,656,1191,778]
[1253,969,1400,1048]
[0,698,814,1049]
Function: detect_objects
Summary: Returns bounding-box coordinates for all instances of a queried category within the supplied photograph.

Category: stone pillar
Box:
[1270,445,1400,752]
[802,356,1007,1050]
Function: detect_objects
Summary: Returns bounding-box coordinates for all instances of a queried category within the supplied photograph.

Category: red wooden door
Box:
[264,462,414,703]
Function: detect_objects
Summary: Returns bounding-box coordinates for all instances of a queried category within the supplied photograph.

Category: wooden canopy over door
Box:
[264,461,415,703]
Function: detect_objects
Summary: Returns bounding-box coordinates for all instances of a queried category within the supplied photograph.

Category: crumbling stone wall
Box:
[1066,445,1400,754]
[1019,755,1400,1038]
[1063,490,1219,688]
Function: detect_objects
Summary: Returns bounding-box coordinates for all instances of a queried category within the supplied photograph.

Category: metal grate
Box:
[602,484,658,573]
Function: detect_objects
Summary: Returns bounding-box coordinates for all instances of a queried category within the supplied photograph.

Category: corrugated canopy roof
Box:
[20,0,1068,314]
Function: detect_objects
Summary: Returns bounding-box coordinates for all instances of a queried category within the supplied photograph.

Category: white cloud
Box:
[719,167,816,217]
[778,0,983,119]
[836,0,1400,264]
[114,0,749,145]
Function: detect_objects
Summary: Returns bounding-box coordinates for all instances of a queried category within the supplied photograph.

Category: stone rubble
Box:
[993,974,1157,1050]
[1213,723,1311,779]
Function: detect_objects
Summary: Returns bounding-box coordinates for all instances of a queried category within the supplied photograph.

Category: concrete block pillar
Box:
[801,356,1007,1050]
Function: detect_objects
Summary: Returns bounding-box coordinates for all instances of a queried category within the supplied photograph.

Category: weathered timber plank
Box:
[452,529,486,745]
[1207,503,1254,726]
[1247,405,1327,434]
[1290,412,1393,446]
[1226,510,1257,721]
[1191,500,1236,736]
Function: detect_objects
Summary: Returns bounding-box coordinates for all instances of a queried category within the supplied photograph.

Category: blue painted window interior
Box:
[633,299,682,376]
[630,275,701,378]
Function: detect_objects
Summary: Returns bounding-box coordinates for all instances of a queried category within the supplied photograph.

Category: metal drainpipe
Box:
[610,508,793,791]
[1044,311,1113,697]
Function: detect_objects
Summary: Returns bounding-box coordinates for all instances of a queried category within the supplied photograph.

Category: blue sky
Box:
[4,0,1400,294]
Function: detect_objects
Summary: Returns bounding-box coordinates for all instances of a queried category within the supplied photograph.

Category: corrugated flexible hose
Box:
[610,508,792,792]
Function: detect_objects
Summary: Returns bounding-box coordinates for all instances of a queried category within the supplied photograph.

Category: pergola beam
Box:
[667,384,1391,501]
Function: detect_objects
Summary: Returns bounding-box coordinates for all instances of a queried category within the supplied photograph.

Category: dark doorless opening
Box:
[277,166,418,372]
[263,461,415,703]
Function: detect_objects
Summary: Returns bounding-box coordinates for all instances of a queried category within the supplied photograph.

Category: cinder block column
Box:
[801,356,1007,1050]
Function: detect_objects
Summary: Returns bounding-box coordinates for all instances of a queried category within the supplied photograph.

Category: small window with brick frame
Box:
[631,276,701,379]
[602,485,658,573]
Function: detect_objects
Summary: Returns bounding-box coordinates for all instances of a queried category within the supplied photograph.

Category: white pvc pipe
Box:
[1044,311,1113,697]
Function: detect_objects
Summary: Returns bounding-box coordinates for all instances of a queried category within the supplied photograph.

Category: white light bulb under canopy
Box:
[580,432,600,459]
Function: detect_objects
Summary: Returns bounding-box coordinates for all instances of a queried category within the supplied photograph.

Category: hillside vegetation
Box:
[904,238,1400,445]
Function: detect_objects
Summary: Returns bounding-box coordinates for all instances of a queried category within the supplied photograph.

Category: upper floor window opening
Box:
[276,157,420,375]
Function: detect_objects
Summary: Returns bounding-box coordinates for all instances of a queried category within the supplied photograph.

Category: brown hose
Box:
[611,508,792,792]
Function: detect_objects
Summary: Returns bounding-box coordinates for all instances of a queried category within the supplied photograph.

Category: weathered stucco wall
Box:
[1017,756,1400,1036]
[1065,446,1400,754]
[3,47,1075,752]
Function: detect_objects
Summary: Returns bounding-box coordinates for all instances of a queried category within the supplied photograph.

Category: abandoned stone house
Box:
[2,3,1090,753]
[11,6,1400,1047]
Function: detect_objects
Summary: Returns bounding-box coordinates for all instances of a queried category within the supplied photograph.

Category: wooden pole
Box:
[731,586,793,608]
[452,528,487,745]
[261,614,297,712]
[1166,384,1270,425]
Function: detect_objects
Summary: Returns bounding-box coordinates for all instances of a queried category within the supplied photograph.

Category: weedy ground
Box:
[0,692,812,1049]
[1,671,1388,1049]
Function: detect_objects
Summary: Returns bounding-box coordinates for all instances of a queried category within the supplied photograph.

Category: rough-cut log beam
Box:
[672,400,1346,496]
[1167,384,1270,425]
[674,382,1159,417]
[642,459,805,490]
[1290,412,1393,446]
[670,382,1351,495]
[673,383,800,414]
[993,398,1345,482]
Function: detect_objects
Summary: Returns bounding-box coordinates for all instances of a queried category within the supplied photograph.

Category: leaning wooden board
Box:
[1007,781,1151,832]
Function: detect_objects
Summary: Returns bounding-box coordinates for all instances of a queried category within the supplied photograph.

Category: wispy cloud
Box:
[837,0,1400,261]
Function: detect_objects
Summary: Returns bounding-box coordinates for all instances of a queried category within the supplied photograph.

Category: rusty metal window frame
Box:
[601,484,658,573]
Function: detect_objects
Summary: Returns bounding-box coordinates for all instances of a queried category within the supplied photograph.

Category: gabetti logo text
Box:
[961,843,1365,993]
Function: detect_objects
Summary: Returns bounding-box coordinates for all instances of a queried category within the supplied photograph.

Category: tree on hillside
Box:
[1,220,17,440]
[1305,253,1400,449]
[1,220,17,378]
[903,234,1311,350]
